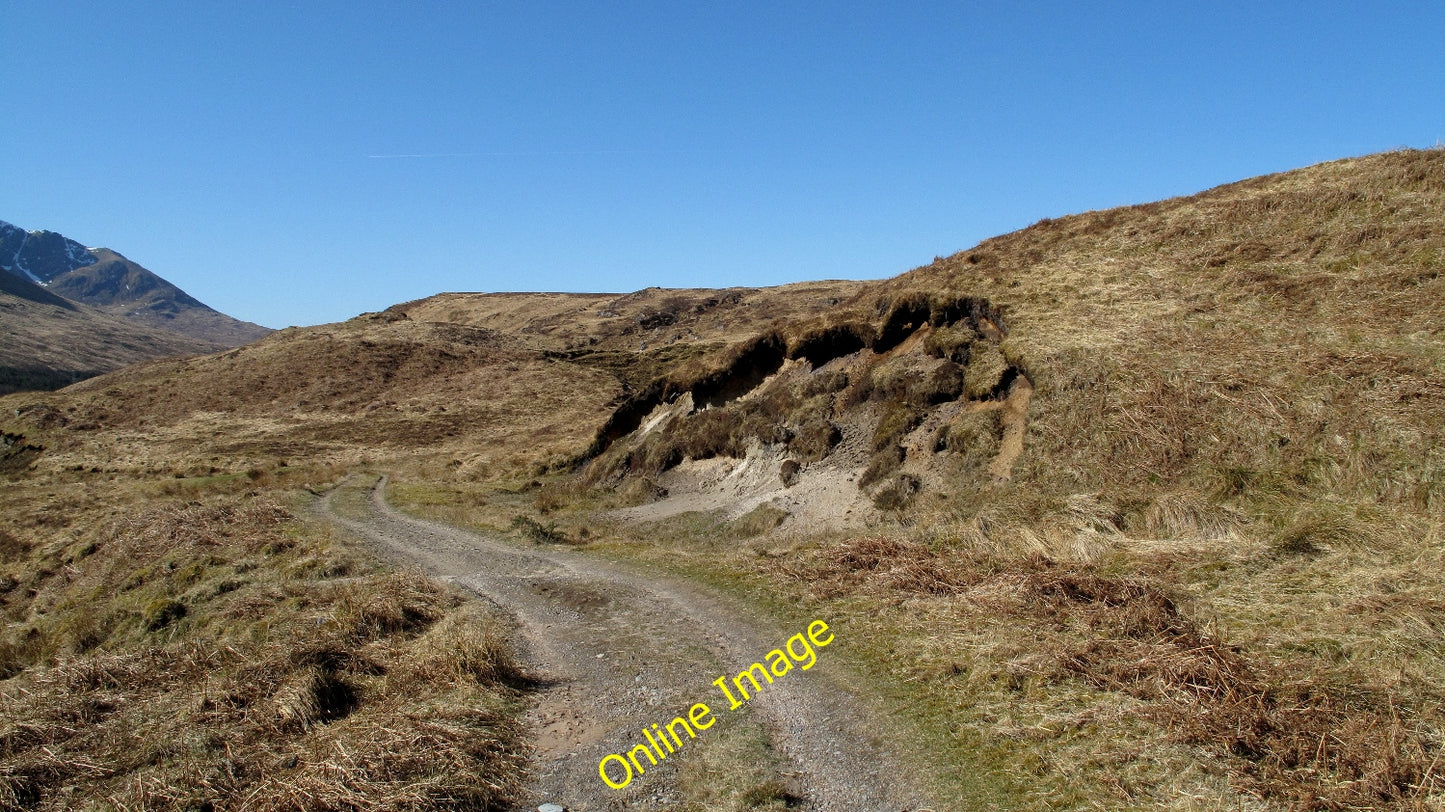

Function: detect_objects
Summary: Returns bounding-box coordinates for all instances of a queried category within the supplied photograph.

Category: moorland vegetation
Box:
[2,149,1442,810]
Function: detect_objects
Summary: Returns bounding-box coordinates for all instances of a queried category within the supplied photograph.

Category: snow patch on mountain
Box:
[0,219,100,284]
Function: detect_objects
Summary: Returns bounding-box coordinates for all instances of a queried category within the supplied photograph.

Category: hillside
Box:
[46,248,272,346]
[0,220,271,391]
[12,151,1438,525]
[392,280,870,351]
[0,272,228,395]
[1,149,1442,810]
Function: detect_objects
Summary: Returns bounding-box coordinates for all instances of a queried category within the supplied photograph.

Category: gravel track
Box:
[320,476,933,812]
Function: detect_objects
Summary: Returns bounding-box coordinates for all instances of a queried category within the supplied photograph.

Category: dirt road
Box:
[321,476,934,811]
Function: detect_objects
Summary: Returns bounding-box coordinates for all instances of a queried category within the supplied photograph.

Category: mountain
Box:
[0,220,97,282]
[0,220,270,346]
[0,220,272,392]
[0,263,78,310]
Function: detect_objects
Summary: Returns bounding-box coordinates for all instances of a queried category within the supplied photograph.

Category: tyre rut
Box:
[321,476,932,812]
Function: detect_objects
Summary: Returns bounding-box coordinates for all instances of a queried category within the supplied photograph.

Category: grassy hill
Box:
[0,273,227,395]
[1,148,1442,810]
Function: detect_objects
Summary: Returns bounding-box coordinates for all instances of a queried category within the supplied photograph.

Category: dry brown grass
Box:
[1028,568,1436,810]
[772,536,981,597]
[394,282,868,353]
[0,282,224,396]
[0,480,528,811]
[892,150,1445,507]
[766,528,1444,810]
[1,315,623,485]
[4,149,1443,810]
[380,150,1444,808]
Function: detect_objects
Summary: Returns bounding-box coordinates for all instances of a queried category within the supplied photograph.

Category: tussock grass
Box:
[509,514,574,544]
[772,536,979,597]
[764,520,1445,810]
[0,481,528,811]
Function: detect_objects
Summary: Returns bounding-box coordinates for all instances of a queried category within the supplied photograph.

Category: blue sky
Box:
[4,2,1442,329]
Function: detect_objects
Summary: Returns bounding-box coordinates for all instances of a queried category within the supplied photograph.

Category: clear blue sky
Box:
[4,2,1442,329]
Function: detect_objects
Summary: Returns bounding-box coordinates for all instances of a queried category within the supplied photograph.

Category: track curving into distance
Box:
[320,476,934,812]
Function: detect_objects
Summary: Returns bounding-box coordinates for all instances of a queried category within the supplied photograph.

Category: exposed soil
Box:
[985,374,1032,481]
[609,365,1034,531]
[320,476,934,812]
[609,442,877,531]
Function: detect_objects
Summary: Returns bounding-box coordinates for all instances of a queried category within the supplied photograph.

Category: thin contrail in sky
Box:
[366,149,730,158]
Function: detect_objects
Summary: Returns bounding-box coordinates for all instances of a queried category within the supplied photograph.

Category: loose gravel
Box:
[320,476,935,812]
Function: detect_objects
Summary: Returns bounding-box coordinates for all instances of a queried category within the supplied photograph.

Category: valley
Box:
[1,149,1443,810]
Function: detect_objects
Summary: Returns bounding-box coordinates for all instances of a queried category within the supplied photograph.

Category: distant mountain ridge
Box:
[0,219,273,393]
[0,219,271,347]
[0,221,98,283]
